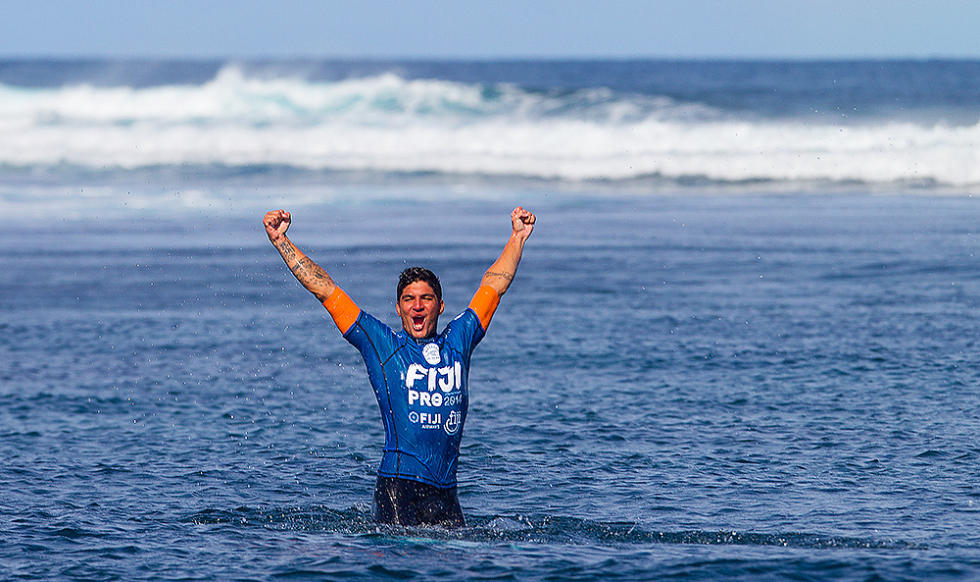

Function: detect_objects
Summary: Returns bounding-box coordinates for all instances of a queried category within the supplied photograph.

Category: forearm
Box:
[481,233,527,296]
[273,235,337,302]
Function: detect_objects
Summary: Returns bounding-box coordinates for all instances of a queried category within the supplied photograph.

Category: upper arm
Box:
[322,287,361,334]
[468,285,501,330]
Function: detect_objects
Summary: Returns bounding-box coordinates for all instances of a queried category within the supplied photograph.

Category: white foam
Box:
[0,68,977,188]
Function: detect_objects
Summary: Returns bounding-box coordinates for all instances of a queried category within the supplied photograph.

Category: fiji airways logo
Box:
[408,410,442,430]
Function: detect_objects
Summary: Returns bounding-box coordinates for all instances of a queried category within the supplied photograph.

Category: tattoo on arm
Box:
[291,257,334,285]
[277,240,296,259]
[485,271,514,282]
[277,239,336,296]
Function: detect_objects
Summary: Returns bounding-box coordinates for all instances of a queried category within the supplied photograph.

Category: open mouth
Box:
[412,316,426,331]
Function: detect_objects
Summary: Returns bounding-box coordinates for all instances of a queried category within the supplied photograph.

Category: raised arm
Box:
[264,209,337,302]
[480,206,536,297]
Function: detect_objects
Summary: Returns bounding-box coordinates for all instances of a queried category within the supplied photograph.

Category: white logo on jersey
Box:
[405,362,462,392]
[422,343,442,365]
[405,360,464,413]
[407,410,441,429]
[444,410,461,435]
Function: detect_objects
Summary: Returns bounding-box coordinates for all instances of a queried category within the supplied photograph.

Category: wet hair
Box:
[397,267,442,302]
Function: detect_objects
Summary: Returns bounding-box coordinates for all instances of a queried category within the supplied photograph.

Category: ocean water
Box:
[1,59,979,580]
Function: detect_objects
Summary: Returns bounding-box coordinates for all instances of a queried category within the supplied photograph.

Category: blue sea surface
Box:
[1,59,979,580]
[3,195,980,580]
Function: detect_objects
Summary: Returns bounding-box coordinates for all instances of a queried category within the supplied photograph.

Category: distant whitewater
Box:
[0,59,978,204]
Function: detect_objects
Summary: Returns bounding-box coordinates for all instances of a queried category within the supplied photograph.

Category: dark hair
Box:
[397,267,442,302]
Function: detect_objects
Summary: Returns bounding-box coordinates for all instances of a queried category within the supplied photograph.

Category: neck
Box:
[407,330,437,343]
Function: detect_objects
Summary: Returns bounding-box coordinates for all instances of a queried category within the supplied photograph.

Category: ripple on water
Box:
[183,505,925,551]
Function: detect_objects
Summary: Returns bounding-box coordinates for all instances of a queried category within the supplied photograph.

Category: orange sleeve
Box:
[322,287,361,334]
[468,285,501,331]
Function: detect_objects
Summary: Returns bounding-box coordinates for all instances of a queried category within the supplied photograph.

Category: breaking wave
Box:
[0,65,977,189]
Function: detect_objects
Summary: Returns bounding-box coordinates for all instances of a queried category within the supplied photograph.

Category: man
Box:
[263,206,536,527]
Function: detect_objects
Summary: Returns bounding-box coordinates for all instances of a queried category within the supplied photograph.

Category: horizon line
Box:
[1,53,978,63]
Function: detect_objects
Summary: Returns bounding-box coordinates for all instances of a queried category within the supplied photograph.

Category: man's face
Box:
[396,280,445,339]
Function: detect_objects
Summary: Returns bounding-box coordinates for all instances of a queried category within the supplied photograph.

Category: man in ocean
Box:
[263,206,536,527]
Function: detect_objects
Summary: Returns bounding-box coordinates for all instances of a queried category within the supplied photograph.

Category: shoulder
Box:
[443,308,486,344]
[345,311,403,348]
[449,308,481,328]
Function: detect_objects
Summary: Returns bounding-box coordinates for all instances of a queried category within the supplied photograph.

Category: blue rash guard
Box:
[342,306,487,488]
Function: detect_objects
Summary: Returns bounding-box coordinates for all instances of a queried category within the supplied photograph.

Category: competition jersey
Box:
[323,286,500,488]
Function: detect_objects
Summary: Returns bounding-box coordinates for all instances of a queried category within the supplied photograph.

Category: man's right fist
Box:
[264,209,291,242]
